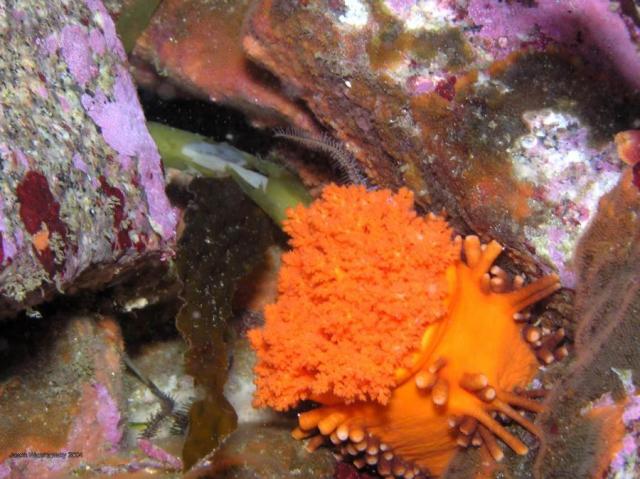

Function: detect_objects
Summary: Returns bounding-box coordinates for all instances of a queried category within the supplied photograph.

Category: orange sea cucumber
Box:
[249,184,561,477]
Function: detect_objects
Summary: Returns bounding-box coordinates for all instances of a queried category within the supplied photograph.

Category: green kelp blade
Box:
[228,167,312,225]
[176,177,273,469]
[115,0,163,54]
[148,121,312,226]
[148,122,254,174]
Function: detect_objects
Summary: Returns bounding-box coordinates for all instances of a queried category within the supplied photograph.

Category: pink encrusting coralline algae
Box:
[0,0,177,318]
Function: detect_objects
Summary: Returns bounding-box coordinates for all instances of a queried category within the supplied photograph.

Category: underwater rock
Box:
[124,339,190,474]
[334,462,378,479]
[183,424,336,479]
[534,164,640,479]
[104,0,162,55]
[0,0,176,320]
[182,337,338,478]
[0,314,125,478]
[132,0,317,130]
[103,0,125,17]
[224,337,281,428]
[125,339,195,443]
[243,0,640,284]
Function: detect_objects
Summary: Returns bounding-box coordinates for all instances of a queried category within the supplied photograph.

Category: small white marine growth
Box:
[339,0,370,28]
[510,109,622,286]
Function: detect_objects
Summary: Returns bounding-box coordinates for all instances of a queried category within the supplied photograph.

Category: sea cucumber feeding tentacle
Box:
[249,184,561,477]
[292,236,560,476]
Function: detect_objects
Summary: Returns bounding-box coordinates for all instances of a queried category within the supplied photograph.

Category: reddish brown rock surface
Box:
[534,164,640,478]
[133,0,317,131]
[0,315,125,478]
[242,0,640,283]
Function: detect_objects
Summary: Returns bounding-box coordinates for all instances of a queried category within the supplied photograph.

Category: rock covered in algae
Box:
[131,0,317,130]
[534,165,640,479]
[0,0,176,319]
[0,314,188,478]
[0,315,125,478]
[182,424,336,479]
[242,0,640,285]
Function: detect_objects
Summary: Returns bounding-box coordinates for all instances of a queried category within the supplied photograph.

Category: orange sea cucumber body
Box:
[249,184,560,476]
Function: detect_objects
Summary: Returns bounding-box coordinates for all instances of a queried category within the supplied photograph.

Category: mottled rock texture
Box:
[0,315,125,479]
[242,0,640,284]
[0,0,176,319]
[133,0,317,130]
[183,424,336,479]
[535,165,640,479]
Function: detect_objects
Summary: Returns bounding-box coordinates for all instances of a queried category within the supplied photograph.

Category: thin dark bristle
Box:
[140,399,192,439]
[125,354,177,412]
[141,410,167,439]
[125,354,191,439]
[170,408,190,435]
[274,127,369,186]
